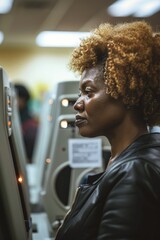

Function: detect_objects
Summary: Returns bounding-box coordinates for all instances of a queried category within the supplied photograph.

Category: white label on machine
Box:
[68,138,102,168]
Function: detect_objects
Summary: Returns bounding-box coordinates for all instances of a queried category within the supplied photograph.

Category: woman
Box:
[55,21,160,240]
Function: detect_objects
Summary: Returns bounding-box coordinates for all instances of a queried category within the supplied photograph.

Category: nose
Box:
[74,97,84,112]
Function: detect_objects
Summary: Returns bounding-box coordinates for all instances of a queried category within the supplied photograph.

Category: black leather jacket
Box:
[55,133,160,240]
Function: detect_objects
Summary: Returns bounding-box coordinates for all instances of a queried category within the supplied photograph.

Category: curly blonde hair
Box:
[69,21,160,126]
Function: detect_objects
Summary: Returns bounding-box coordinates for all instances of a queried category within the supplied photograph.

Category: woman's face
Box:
[74,65,127,138]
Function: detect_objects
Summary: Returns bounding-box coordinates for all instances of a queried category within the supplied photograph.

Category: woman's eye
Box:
[78,88,92,98]
[85,88,92,97]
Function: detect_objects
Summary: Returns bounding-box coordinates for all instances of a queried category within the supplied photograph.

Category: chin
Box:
[79,129,98,138]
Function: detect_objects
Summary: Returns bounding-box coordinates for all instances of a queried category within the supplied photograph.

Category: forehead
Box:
[80,65,104,87]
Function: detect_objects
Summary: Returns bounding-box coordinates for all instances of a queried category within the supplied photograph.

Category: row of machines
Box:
[0,66,111,240]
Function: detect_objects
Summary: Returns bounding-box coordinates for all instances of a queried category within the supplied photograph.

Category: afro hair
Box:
[69,21,160,126]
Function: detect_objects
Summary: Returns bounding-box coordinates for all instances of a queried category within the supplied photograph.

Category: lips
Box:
[75,115,87,127]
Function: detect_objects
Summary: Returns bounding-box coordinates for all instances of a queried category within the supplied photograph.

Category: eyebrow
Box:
[80,79,94,89]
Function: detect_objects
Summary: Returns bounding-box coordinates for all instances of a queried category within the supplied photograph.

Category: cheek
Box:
[86,98,105,117]
[102,104,126,127]
[88,98,125,126]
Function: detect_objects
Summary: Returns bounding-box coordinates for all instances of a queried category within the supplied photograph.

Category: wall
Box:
[0,46,79,93]
[0,46,80,115]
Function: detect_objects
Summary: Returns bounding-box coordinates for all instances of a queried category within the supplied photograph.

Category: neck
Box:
[106,112,148,162]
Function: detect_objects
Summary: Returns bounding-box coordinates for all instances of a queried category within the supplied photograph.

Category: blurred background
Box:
[0,0,160,93]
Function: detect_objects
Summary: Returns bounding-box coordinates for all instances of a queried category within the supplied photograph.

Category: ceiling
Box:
[0,0,160,47]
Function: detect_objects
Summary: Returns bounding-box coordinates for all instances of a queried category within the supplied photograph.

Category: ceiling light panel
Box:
[107,0,160,17]
[134,1,160,17]
[36,31,90,48]
[0,0,14,14]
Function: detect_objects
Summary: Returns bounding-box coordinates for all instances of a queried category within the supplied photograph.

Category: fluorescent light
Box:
[36,31,90,47]
[107,0,160,17]
[134,0,160,17]
[0,0,14,14]
[0,31,4,44]
[107,0,143,17]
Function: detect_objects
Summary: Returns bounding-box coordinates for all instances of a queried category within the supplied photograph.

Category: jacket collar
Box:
[115,132,160,161]
[87,133,160,185]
